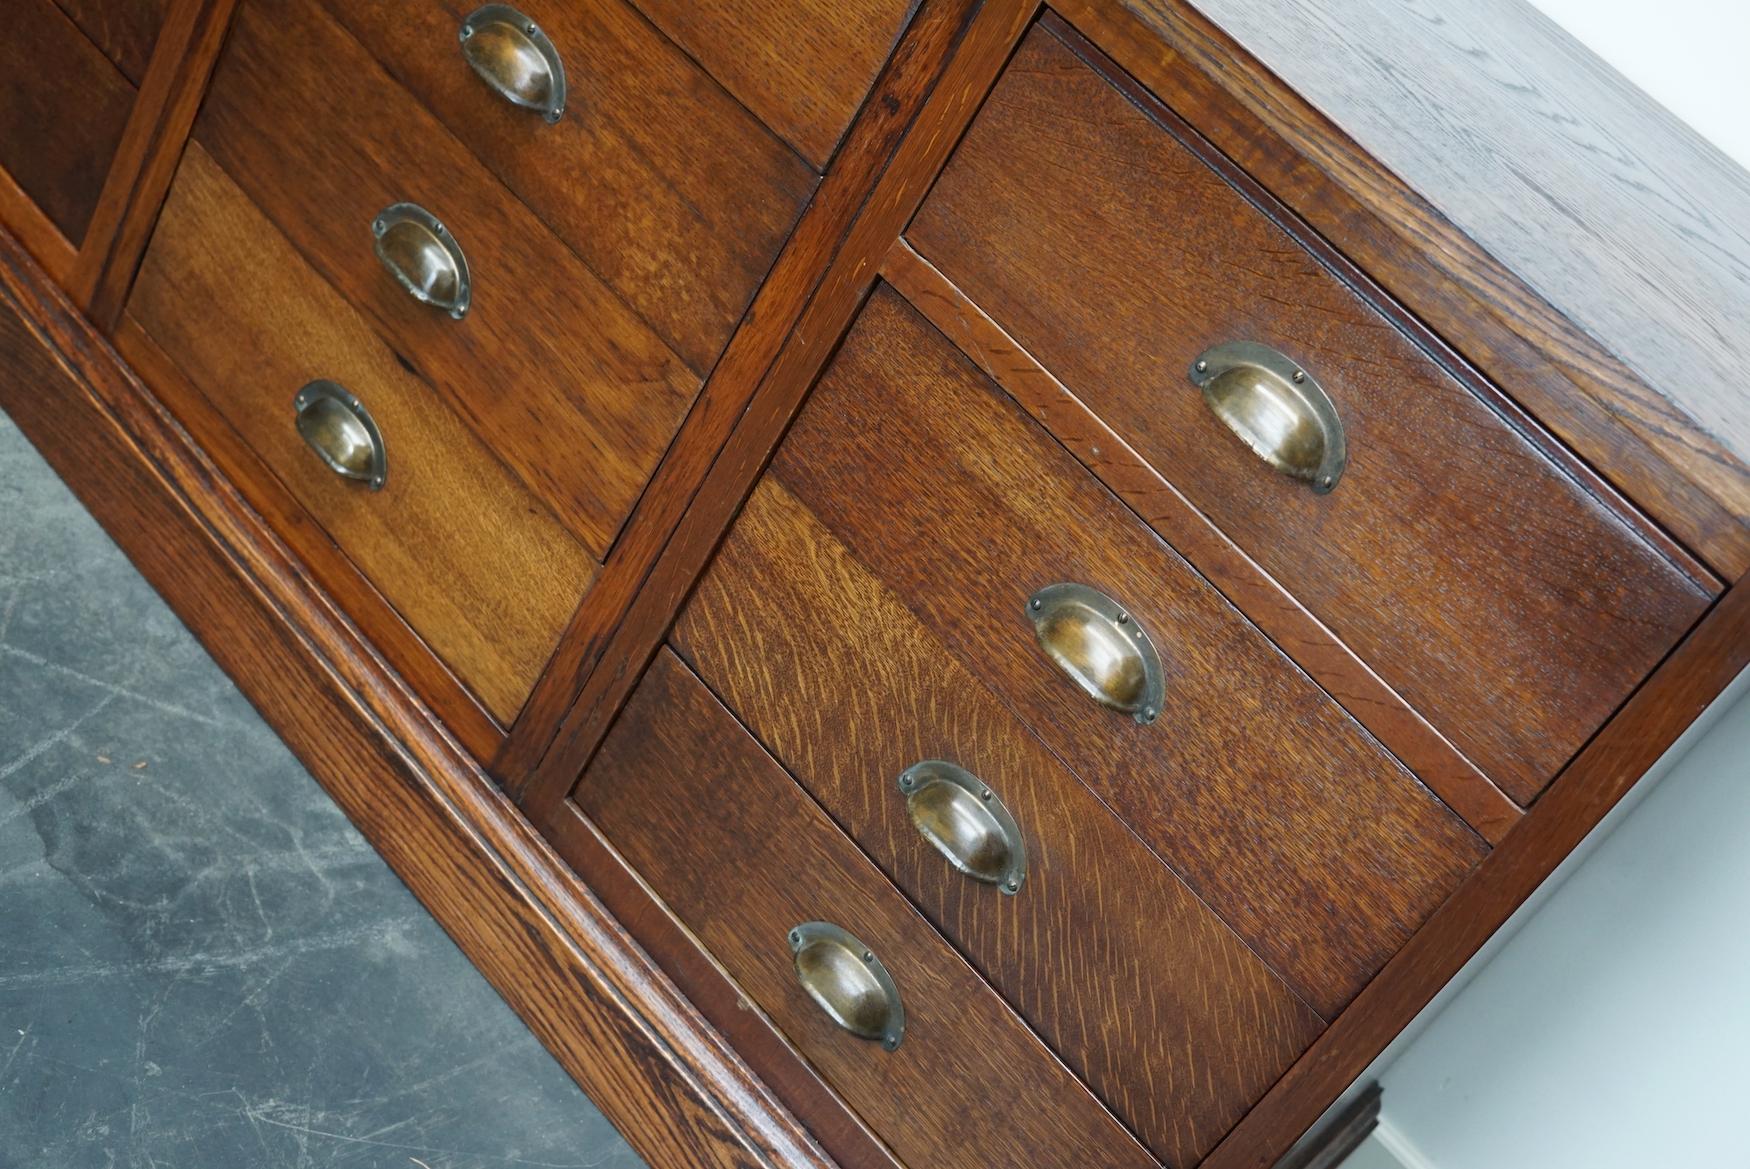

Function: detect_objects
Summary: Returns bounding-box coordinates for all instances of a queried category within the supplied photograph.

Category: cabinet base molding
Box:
[0,228,832,1169]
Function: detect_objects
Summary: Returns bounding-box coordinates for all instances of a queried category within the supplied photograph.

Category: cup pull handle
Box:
[1027,582,1164,725]
[1189,341,1347,493]
[372,203,472,319]
[293,380,387,491]
[897,761,1026,894]
[788,922,905,1051]
[459,4,566,123]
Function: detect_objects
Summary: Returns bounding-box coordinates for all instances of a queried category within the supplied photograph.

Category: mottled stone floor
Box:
[0,410,644,1169]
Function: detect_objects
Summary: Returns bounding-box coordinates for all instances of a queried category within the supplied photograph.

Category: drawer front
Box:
[0,0,137,245]
[55,0,168,83]
[320,0,815,374]
[630,0,916,169]
[907,22,1713,804]
[128,145,596,723]
[673,471,1326,1166]
[194,0,698,558]
[579,649,1155,1169]
[721,285,1486,1019]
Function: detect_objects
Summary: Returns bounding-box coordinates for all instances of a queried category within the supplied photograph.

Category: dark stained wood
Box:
[1051,0,1750,579]
[773,285,1487,1017]
[128,145,597,724]
[907,21,1715,804]
[52,0,169,83]
[0,165,76,288]
[513,0,1042,799]
[0,224,837,1169]
[500,0,1031,785]
[195,0,696,557]
[632,0,919,169]
[577,649,1159,1169]
[76,0,240,328]
[673,476,1325,1165]
[0,0,136,245]
[322,0,816,375]
[114,315,507,762]
[1201,575,1750,1169]
[883,239,1523,844]
[536,798,906,1169]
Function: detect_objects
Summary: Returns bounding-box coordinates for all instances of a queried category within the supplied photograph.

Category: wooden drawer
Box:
[629,0,917,169]
[684,286,1484,1021]
[673,472,1325,1165]
[906,21,1714,804]
[319,0,815,375]
[193,0,698,559]
[0,0,138,245]
[578,648,1155,1169]
[127,144,596,724]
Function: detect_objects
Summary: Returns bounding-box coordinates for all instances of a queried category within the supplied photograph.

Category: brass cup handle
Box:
[788,923,905,1051]
[294,380,387,490]
[898,761,1026,895]
[1027,583,1164,725]
[459,4,566,123]
[1188,341,1346,493]
[373,203,471,319]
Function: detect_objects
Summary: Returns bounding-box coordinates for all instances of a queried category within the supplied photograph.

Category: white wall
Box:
[1339,6,1750,1166]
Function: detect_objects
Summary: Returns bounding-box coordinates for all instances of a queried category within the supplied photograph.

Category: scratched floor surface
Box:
[0,409,646,1169]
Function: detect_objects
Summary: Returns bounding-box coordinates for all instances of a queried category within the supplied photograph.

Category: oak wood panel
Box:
[76,0,240,328]
[114,314,506,762]
[52,0,168,83]
[674,477,1325,1165]
[883,239,1522,844]
[323,0,815,375]
[0,165,76,288]
[772,285,1487,1016]
[0,225,836,1169]
[631,0,918,169]
[1152,0,1750,494]
[1051,0,1750,580]
[129,145,596,723]
[513,0,1042,797]
[907,22,1714,804]
[1202,577,1750,1168]
[195,0,696,557]
[0,0,136,245]
[578,649,1158,1169]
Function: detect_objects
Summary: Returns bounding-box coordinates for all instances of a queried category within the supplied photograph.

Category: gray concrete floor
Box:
[0,408,645,1169]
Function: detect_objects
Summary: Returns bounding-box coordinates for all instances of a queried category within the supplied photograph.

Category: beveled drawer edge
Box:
[882,239,1522,844]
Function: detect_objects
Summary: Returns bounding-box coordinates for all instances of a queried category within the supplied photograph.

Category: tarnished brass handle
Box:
[897,761,1026,894]
[372,203,471,319]
[294,381,387,490]
[1188,341,1346,493]
[459,5,566,123]
[1027,583,1164,725]
[788,923,905,1051]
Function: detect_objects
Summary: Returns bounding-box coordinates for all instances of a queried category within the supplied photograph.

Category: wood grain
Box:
[514,0,1042,799]
[907,21,1714,804]
[194,0,696,557]
[632,0,919,169]
[1051,0,1750,579]
[52,0,168,83]
[114,314,507,762]
[883,238,1522,843]
[0,0,136,245]
[75,0,240,328]
[772,285,1486,1016]
[0,164,76,288]
[578,648,1159,1169]
[322,0,816,374]
[674,476,1324,1165]
[128,145,596,724]
[0,224,837,1169]
[1200,574,1750,1169]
